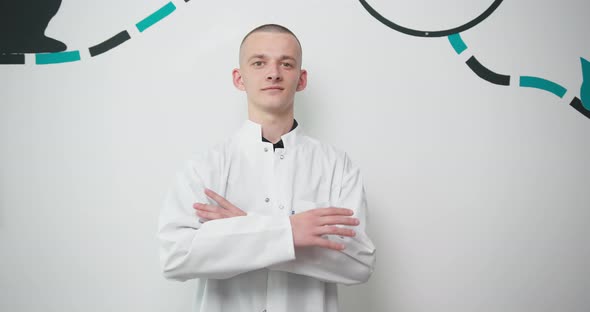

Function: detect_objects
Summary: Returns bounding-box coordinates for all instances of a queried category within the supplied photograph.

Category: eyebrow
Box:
[247,54,297,63]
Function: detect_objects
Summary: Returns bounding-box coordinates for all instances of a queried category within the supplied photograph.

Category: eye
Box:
[252,61,264,67]
[282,62,293,68]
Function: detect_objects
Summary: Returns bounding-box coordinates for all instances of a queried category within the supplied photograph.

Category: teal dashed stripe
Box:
[448,33,467,55]
[520,76,567,98]
[136,2,176,32]
[36,51,81,64]
[580,57,589,109]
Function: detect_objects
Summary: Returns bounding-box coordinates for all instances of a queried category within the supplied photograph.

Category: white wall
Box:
[1,1,589,311]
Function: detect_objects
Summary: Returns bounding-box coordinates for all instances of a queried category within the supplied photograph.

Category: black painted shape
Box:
[0,53,25,64]
[359,0,504,38]
[89,31,131,57]
[0,0,67,53]
[466,56,510,86]
[570,97,590,119]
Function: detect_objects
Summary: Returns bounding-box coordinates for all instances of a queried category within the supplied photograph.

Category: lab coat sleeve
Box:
[268,153,376,285]
[158,158,296,282]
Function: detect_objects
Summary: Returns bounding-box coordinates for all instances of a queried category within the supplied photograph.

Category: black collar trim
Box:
[261,119,298,150]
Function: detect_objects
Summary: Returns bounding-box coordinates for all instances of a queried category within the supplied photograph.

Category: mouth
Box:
[261,86,284,91]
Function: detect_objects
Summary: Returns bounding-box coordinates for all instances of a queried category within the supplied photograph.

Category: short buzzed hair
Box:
[239,24,303,64]
[240,24,302,49]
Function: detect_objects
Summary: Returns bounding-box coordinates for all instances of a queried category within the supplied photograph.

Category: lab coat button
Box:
[265,197,270,203]
[279,205,284,210]
[264,147,269,152]
[279,155,284,160]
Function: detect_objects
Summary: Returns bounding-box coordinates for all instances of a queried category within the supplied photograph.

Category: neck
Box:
[248,108,294,144]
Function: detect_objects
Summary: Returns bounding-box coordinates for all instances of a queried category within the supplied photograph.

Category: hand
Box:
[193,189,246,222]
[289,207,359,251]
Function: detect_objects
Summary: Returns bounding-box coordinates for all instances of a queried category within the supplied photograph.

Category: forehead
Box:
[240,32,301,61]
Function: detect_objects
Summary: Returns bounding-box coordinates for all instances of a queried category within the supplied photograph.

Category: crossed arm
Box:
[195,188,359,251]
[158,157,376,285]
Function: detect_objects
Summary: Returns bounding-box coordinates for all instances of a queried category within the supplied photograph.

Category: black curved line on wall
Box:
[0,54,25,64]
[466,56,511,86]
[570,97,590,119]
[358,0,504,37]
[0,0,67,53]
[89,31,131,57]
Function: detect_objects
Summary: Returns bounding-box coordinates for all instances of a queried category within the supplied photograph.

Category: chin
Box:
[255,101,292,114]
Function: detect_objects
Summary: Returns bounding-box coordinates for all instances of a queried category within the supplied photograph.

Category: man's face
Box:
[233,32,307,114]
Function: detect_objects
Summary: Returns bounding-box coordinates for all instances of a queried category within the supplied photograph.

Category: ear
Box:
[296,69,308,92]
[232,68,246,91]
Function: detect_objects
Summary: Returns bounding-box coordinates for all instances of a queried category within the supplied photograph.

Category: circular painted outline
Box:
[359,0,504,37]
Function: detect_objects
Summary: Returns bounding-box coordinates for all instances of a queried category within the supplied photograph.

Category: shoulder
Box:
[297,133,352,166]
[184,139,230,173]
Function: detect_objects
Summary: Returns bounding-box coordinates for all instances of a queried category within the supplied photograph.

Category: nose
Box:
[266,63,283,82]
[266,73,282,82]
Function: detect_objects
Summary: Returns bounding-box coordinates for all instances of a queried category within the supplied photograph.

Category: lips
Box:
[262,86,284,91]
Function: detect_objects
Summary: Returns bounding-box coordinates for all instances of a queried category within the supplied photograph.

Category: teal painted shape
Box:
[581,57,590,110]
[36,51,81,64]
[519,76,567,98]
[136,2,176,33]
[448,33,467,55]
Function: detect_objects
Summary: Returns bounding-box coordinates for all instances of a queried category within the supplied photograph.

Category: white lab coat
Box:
[158,120,376,312]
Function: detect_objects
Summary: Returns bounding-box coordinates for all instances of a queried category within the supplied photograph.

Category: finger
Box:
[313,237,345,251]
[312,207,354,217]
[315,226,356,237]
[194,203,224,214]
[204,189,246,216]
[196,209,225,220]
[318,216,359,226]
[193,202,217,210]
[204,189,236,210]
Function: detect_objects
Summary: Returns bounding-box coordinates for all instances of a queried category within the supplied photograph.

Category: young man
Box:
[158,24,376,312]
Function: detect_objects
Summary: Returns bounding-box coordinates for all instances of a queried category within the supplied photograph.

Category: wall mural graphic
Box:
[359,0,589,119]
[0,0,67,54]
[0,0,186,64]
[0,0,587,119]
